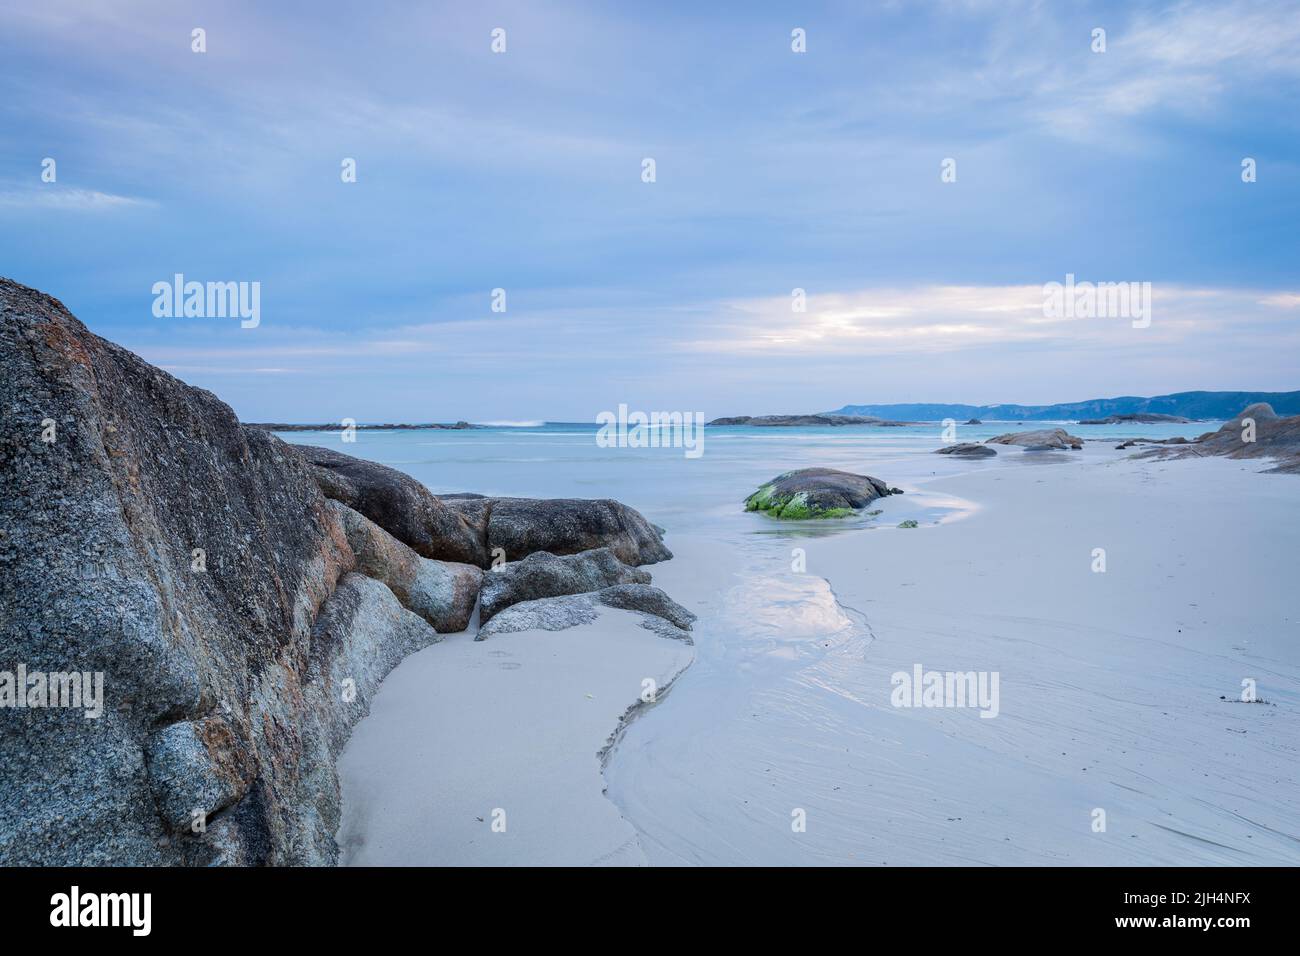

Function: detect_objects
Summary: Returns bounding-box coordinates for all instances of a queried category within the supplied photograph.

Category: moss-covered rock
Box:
[744,467,896,520]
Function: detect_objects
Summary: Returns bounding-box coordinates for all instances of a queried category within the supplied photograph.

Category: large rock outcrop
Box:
[294,469,673,570]
[1137,403,1300,474]
[0,277,689,866]
[296,445,487,567]
[0,278,442,865]
[329,500,481,632]
[291,573,442,863]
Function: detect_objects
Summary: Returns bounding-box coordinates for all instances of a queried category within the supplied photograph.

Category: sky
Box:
[1,0,1297,422]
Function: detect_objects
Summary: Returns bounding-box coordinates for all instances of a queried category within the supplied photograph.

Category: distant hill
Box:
[826,391,1300,422]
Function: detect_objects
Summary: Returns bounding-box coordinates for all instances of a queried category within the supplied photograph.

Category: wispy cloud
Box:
[1030,0,1300,136]
[683,284,1300,356]
[0,186,152,211]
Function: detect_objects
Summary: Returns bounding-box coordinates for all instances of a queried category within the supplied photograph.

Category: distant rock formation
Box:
[828,390,1300,422]
[1115,437,1189,449]
[965,418,982,425]
[0,277,684,866]
[986,428,1084,450]
[745,468,898,519]
[935,443,996,457]
[708,414,915,427]
[1077,413,1190,424]
[248,422,475,431]
[1135,403,1300,474]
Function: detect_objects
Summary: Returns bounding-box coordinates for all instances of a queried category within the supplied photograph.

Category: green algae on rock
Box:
[744,468,897,520]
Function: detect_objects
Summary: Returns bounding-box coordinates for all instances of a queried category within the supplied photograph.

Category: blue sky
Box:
[1,0,1297,421]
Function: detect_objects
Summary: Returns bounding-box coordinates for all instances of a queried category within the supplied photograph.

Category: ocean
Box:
[275,419,1214,535]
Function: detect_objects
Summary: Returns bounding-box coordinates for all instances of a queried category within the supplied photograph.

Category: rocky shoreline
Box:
[1128,402,1300,474]
[1077,413,1191,425]
[0,278,691,865]
[248,421,477,431]
[708,414,917,427]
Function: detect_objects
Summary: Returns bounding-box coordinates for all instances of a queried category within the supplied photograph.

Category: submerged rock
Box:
[935,442,996,457]
[986,428,1084,450]
[479,547,649,623]
[745,467,895,519]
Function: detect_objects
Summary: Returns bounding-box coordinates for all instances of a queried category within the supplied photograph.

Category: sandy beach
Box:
[337,442,1300,866]
[336,611,693,866]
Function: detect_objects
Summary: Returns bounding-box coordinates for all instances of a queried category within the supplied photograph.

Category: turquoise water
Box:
[276,420,1218,535]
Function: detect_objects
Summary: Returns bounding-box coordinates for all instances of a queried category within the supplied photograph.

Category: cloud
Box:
[1259,293,1300,308]
[1030,0,1300,136]
[0,186,152,211]
[680,283,1300,356]
[130,281,1300,369]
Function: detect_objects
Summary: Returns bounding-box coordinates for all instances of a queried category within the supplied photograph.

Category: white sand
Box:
[339,444,1300,865]
[336,611,693,866]
[607,446,1300,865]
